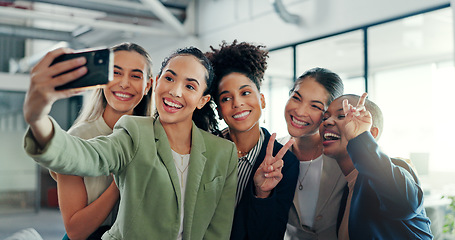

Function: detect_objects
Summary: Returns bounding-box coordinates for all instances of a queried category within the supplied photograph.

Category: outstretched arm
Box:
[56,174,119,240]
[24,48,87,148]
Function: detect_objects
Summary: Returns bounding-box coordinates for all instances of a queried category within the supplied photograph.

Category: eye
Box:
[242,91,251,96]
[186,84,195,91]
[312,105,323,111]
[114,71,121,76]
[220,96,231,103]
[337,115,346,120]
[131,74,142,79]
[165,76,173,82]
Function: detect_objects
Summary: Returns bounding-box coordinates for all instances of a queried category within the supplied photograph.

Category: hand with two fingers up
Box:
[253,133,294,198]
[341,92,373,141]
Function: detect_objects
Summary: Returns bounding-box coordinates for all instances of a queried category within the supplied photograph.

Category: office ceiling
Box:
[0,0,192,48]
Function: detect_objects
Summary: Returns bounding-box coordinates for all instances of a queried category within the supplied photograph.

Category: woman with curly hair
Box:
[206,40,299,240]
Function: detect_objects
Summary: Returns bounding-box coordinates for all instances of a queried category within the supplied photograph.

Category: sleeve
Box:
[23,116,141,176]
[204,142,238,240]
[347,131,424,220]
[243,141,299,239]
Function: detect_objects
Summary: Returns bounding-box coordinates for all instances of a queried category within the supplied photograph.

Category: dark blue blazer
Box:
[230,128,299,240]
[338,132,433,240]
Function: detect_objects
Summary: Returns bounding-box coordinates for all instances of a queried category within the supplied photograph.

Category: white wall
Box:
[128,0,450,76]
[196,0,450,49]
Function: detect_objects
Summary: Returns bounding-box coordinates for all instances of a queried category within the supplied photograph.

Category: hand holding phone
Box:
[51,48,113,90]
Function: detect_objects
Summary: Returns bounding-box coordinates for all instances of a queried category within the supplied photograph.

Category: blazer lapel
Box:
[154,118,182,206]
[182,122,207,239]
[314,155,344,215]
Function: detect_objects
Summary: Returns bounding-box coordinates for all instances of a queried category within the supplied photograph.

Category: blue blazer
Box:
[338,132,433,240]
[231,128,299,240]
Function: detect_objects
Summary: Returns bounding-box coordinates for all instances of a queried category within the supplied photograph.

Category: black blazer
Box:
[230,128,299,240]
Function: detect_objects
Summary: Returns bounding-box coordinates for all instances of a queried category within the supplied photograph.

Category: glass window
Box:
[263,47,294,138]
[369,8,454,175]
[296,30,365,94]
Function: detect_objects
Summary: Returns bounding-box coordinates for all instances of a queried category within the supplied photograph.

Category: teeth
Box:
[115,92,132,98]
[292,116,309,126]
[233,111,249,119]
[324,132,340,140]
[164,99,182,108]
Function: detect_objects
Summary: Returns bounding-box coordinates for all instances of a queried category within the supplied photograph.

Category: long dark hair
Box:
[155,47,219,134]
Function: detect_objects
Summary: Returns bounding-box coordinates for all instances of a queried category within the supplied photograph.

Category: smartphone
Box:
[52,48,114,91]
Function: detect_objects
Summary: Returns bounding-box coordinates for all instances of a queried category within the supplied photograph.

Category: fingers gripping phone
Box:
[52,48,114,91]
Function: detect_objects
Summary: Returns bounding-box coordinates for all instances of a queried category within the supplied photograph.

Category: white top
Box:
[295,155,323,228]
[68,117,117,227]
[278,135,324,228]
[171,150,190,240]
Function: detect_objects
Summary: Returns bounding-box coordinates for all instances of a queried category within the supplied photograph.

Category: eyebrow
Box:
[166,69,200,86]
[114,65,144,74]
[219,84,250,96]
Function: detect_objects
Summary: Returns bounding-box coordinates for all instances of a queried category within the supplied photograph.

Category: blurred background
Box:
[0,0,454,239]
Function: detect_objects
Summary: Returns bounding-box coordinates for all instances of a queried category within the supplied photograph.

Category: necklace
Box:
[298,161,312,190]
[238,150,249,157]
[297,145,321,191]
[172,151,190,187]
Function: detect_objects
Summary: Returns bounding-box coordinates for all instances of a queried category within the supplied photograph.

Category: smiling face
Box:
[155,55,210,126]
[217,72,265,134]
[284,77,329,138]
[319,96,353,159]
[103,50,151,117]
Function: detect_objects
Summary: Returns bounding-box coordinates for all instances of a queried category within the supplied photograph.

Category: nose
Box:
[119,75,130,89]
[232,97,243,108]
[295,103,310,117]
[322,116,335,127]
[169,84,182,98]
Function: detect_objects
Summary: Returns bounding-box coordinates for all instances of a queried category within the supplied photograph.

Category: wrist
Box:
[254,187,271,199]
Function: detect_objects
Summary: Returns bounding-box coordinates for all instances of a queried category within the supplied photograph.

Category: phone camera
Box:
[94,51,108,65]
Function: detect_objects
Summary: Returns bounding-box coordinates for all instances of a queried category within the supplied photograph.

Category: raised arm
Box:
[23,48,87,148]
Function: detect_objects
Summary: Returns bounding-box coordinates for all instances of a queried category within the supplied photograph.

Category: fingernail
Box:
[264,173,268,177]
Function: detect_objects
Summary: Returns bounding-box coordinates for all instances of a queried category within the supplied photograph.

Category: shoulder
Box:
[199,128,236,150]
[391,157,419,180]
[114,115,154,132]
[277,135,291,145]
[68,120,100,139]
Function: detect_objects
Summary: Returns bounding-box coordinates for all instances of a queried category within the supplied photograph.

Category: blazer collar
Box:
[153,117,207,237]
[292,155,345,224]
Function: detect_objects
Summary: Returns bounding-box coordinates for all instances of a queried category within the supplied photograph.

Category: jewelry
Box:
[297,145,321,191]
[173,152,190,187]
[238,150,249,157]
[298,160,312,190]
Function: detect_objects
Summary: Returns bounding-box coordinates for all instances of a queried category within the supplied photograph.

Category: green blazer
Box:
[24,116,238,240]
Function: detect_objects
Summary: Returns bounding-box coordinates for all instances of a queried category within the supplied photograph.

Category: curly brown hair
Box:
[205,40,269,104]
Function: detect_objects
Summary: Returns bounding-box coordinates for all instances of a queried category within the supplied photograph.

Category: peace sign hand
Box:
[341,92,373,141]
[253,133,294,198]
